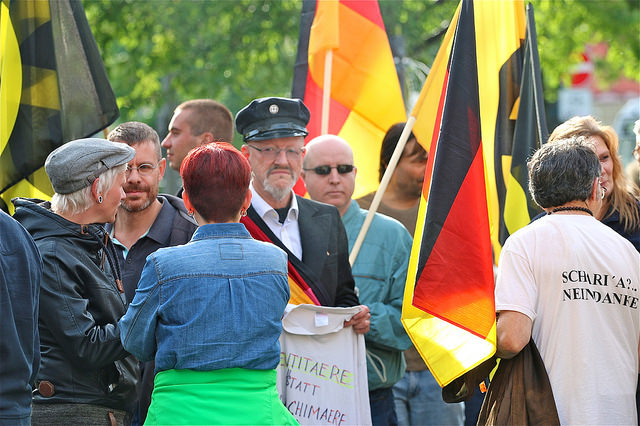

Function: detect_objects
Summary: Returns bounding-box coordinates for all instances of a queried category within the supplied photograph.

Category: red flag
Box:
[292,0,405,198]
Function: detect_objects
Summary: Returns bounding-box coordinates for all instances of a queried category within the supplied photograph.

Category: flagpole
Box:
[321,49,333,134]
[349,116,417,265]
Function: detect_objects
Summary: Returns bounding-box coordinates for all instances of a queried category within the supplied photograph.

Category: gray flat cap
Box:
[45,138,135,194]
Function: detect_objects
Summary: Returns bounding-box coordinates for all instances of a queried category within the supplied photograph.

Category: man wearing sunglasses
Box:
[302,134,413,426]
[235,97,369,330]
[107,121,197,425]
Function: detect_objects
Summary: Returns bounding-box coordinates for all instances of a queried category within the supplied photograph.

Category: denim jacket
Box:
[119,222,290,373]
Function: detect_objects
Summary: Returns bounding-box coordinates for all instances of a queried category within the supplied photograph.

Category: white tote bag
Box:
[277,304,371,426]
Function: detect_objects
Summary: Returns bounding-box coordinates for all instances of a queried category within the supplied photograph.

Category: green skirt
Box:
[145,368,298,425]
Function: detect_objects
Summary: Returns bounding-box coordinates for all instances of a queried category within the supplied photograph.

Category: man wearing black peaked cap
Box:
[236,97,369,331]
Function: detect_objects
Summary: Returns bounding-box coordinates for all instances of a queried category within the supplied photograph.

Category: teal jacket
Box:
[342,200,412,390]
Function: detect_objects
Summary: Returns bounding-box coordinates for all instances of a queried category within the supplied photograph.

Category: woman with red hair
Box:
[119,142,296,425]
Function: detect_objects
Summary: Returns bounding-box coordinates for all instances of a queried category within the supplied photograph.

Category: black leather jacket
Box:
[13,198,139,412]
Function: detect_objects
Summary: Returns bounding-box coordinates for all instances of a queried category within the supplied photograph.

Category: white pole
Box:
[321,49,333,135]
[349,116,417,266]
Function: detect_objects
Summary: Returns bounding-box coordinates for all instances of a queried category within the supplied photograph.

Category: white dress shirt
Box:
[249,182,303,260]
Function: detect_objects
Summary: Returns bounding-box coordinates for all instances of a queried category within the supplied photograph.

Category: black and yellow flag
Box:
[0,0,118,212]
[500,3,548,244]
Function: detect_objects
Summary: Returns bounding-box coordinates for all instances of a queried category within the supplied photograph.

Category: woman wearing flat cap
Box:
[13,138,139,425]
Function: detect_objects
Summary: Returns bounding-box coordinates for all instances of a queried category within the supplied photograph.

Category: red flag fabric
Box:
[241,215,321,306]
[402,0,533,386]
[292,0,405,198]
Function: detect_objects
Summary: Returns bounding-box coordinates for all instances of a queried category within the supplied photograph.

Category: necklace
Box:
[550,206,593,216]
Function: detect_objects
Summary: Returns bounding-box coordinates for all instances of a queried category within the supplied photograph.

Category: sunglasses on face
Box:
[303,164,355,175]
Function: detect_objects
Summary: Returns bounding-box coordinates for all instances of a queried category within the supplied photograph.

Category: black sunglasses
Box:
[304,164,355,175]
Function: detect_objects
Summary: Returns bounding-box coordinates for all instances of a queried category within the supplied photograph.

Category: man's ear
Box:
[158,158,167,180]
[199,132,214,146]
[241,145,250,161]
[589,177,600,202]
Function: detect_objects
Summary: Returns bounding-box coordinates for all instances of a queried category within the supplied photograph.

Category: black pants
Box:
[31,403,131,426]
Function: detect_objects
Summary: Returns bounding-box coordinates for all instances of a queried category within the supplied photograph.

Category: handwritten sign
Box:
[277,304,371,426]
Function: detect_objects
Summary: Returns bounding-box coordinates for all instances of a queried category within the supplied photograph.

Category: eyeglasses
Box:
[125,162,160,176]
[303,164,355,175]
[246,144,305,160]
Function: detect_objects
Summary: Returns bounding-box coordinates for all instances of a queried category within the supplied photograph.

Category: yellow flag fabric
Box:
[402,0,531,387]
[292,0,406,198]
[0,0,118,213]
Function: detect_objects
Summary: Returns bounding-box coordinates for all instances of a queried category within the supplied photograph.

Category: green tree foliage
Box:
[83,0,302,138]
[84,0,639,133]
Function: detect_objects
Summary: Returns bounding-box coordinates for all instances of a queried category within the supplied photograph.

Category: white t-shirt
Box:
[496,214,640,425]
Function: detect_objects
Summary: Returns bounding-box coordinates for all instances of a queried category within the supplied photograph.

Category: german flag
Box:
[0,0,118,213]
[402,0,546,386]
[292,0,405,198]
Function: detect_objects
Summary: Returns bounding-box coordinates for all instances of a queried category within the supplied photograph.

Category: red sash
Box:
[241,216,320,306]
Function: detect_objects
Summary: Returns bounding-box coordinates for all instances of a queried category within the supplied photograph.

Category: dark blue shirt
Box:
[0,210,41,424]
[108,195,197,303]
[601,201,640,252]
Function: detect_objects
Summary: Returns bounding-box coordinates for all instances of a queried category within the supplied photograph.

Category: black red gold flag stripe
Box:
[292,0,405,198]
[402,0,546,386]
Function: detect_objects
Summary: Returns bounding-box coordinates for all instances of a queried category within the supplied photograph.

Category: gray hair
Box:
[107,121,161,159]
[51,164,126,215]
[528,136,601,209]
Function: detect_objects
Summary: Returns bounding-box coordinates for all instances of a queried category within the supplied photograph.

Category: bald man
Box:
[302,135,412,426]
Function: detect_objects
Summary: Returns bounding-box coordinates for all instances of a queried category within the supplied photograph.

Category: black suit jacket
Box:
[247,196,358,307]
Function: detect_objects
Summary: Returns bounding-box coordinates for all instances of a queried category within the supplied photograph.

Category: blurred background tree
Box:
[84,0,639,130]
[83,0,639,190]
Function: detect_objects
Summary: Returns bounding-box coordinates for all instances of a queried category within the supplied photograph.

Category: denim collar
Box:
[191,222,252,241]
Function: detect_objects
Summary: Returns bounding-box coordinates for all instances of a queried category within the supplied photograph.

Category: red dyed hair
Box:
[180,142,251,222]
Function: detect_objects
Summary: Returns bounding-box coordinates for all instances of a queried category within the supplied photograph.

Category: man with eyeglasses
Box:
[302,134,412,426]
[106,121,197,425]
[236,97,368,327]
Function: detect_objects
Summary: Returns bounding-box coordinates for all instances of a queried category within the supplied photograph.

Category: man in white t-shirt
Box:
[496,137,640,425]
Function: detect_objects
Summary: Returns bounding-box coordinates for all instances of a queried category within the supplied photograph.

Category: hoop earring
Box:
[97,195,103,204]
[240,209,247,217]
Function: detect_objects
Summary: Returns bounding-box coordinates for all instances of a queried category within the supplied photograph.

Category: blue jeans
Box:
[370,387,398,426]
[393,370,465,426]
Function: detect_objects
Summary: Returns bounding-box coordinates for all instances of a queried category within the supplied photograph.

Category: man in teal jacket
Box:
[302,134,412,425]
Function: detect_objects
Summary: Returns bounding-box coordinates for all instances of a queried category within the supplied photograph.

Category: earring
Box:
[240,209,247,217]
[187,209,194,217]
[601,186,606,200]
[97,195,103,204]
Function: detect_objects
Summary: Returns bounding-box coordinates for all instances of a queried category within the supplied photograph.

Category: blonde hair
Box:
[548,115,639,232]
[51,165,126,216]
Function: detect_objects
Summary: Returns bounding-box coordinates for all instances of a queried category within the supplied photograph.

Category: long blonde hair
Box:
[548,115,640,233]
